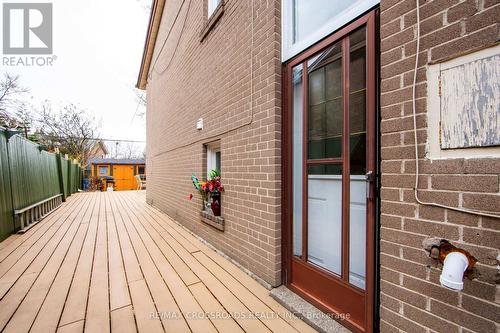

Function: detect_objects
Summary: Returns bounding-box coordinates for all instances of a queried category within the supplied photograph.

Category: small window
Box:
[207,0,221,17]
[215,151,221,171]
[99,166,109,176]
[138,166,145,175]
[207,142,221,177]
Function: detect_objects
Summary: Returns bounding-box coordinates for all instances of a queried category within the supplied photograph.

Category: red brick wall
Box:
[379,0,499,332]
[145,0,282,286]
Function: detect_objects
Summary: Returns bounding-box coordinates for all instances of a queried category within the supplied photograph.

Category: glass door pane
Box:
[348,27,367,289]
[292,27,370,286]
[292,64,304,257]
[306,42,343,275]
[308,164,342,275]
[307,43,343,159]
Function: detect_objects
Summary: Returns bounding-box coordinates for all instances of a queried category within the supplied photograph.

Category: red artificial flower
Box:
[188,193,193,200]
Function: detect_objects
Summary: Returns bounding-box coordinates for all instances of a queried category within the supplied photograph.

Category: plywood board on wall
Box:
[440,51,499,149]
[426,44,500,159]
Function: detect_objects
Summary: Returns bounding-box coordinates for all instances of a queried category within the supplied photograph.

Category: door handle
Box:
[366,171,376,200]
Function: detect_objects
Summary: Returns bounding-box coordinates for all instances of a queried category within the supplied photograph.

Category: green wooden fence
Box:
[0,128,82,241]
[0,130,14,241]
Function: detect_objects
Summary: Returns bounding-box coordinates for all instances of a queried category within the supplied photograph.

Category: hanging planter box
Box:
[200,210,225,231]
[191,169,225,231]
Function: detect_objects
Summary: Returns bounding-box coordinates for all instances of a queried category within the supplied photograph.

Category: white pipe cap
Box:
[440,252,469,291]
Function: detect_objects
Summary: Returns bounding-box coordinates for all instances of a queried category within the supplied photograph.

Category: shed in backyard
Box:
[88,158,145,191]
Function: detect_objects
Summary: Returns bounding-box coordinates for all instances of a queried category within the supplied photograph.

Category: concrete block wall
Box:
[379,0,500,332]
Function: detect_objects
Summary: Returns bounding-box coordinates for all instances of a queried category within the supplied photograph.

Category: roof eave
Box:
[136,0,166,90]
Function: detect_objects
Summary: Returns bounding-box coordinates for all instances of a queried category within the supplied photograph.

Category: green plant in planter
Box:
[206,171,224,216]
[208,169,220,180]
[190,169,224,215]
[191,174,209,203]
[191,170,224,216]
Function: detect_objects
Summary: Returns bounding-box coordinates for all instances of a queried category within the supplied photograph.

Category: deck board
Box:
[113,192,190,333]
[0,191,318,333]
[84,194,110,333]
[58,193,100,327]
[30,194,98,333]
[114,193,214,333]
[0,194,93,331]
[0,195,78,262]
[106,194,132,312]
[0,195,85,286]
[120,192,316,332]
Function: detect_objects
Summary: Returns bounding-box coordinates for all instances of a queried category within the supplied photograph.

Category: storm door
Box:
[283,11,377,333]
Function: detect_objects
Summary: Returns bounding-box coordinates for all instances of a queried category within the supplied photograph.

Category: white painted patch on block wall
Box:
[440,53,499,148]
[427,44,500,159]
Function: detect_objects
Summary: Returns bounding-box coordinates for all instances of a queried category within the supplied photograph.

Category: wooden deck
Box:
[0,191,317,333]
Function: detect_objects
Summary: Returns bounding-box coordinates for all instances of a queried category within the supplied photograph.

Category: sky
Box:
[1,0,151,151]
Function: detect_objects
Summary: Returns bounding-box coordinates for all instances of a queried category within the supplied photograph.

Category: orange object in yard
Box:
[113,165,135,191]
[88,158,146,191]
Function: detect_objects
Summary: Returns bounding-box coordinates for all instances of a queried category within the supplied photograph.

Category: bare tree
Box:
[112,141,144,159]
[35,102,101,165]
[137,0,152,12]
[0,73,30,128]
[132,88,147,119]
[13,103,33,138]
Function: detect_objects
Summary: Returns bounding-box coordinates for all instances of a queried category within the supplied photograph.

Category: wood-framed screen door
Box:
[282,10,377,333]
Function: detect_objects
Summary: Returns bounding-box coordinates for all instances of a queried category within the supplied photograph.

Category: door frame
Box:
[281,10,379,333]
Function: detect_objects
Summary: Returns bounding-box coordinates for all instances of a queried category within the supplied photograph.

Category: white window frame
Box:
[99,166,109,176]
[281,0,379,62]
[206,142,221,178]
[208,0,220,17]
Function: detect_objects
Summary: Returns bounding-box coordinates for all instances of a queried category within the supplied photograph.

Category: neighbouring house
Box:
[88,158,145,191]
[137,1,499,332]
[88,140,109,160]
[83,140,110,178]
